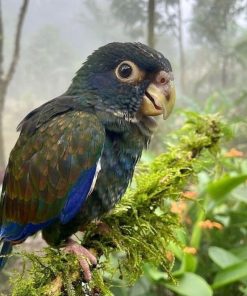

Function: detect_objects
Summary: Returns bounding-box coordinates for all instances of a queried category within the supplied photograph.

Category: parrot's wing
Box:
[0,111,105,242]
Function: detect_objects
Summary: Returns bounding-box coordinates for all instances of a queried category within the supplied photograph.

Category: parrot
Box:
[0,42,175,280]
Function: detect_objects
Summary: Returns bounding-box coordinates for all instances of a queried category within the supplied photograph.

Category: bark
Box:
[221,54,228,87]
[0,83,6,170]
[147,0,155,48]
[0,0,3,79]
[5,0,29,83]
[177,0,186,93]
[0,0,29,169]
[0,106,5,170]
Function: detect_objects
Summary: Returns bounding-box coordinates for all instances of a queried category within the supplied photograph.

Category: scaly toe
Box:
[64,238,97,281]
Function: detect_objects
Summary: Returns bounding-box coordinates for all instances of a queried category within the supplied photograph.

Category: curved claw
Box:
[64,238,97,282]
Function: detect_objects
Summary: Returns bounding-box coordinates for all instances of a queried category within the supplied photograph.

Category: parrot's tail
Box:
[0,240,12,269]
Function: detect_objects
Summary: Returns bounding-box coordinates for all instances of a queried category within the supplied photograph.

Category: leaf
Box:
[165,272,213,296]
[169,241,184,261]
[231,246,247,260]
[212,261,247,289]
[208,246,241,269]
[207,174,247,200]
[143,264,168,282]
[180,254,198,273]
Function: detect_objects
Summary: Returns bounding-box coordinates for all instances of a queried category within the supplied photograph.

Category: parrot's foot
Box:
[64,238,97,282]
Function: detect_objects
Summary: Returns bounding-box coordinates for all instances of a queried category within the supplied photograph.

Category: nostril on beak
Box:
[156,71,170,85]
[160,77,166,84]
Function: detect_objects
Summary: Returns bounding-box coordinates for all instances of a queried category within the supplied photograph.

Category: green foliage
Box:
[7,112,227,296]
[10,249,83,296]
[212,261,247,289]
[207,174,247,200]
[154,118,247,296]
[166,272,213,296]
[208,246,241,268]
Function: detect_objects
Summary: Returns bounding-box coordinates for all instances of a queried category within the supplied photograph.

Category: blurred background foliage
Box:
[0,0,246,295]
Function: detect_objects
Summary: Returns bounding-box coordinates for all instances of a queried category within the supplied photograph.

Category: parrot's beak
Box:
[140,71,176,119]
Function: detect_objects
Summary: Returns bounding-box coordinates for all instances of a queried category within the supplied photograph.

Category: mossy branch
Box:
[9,112,229,296]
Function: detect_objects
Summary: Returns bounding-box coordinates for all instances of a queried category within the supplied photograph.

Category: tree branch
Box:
[0,0,4,80]
[5,0,29,84]
[147,0,155,48]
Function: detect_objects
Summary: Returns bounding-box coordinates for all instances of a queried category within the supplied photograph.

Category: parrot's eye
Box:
[118,63,132,78]
[115,61,144,83]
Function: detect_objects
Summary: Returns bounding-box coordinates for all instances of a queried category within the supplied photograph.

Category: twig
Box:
[5,0,29,84]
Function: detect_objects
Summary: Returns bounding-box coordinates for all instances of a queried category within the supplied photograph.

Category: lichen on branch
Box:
[9,112,228,296]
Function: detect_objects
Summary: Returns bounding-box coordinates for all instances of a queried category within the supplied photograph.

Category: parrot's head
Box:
[68,42,176,123]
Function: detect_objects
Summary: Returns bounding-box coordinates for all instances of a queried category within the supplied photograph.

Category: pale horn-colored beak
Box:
[140,71,176,119]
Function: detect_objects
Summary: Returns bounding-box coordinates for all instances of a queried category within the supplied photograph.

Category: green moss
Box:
[8,112,229,295]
